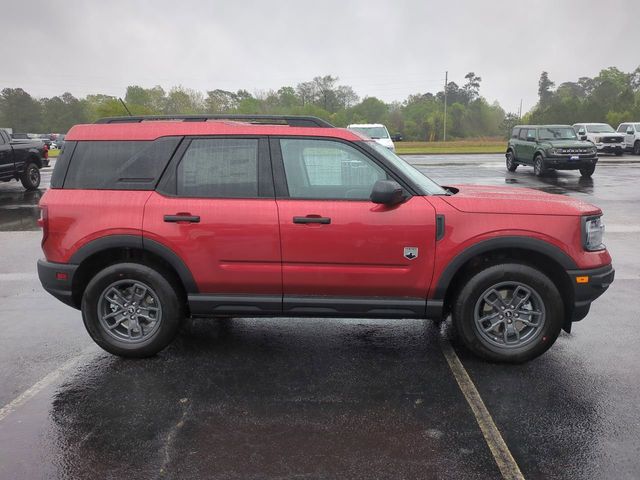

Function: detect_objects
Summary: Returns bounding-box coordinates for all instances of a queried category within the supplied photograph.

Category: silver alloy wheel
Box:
[97,279,162,343]
[28,165,39,185]
[506,152,515,169]
[473,281,546,350]
[534,157,544,176]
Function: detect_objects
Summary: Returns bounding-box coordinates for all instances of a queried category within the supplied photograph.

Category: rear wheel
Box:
[81,263,185,358]
[20,162,40,190]
[452,263,563,363]
[506,151,518,172]
[533,155,547,177]
[580,165,596,177]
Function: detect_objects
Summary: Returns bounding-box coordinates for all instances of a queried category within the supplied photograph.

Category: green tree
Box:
[0,88,42,132]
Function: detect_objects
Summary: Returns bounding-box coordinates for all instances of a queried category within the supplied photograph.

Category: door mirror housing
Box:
[580,135,588,141]
[392,134,403,142]
[627,127,635,135]
[370,180,405,205]
[578,129,586,135]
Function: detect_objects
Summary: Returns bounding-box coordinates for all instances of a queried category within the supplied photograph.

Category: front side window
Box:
[526,129,537,140]
[280,138,387,200]
[177,138,258,198]
[617,124,628,133]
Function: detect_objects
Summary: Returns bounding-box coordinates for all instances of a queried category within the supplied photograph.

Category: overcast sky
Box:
[2,0,639,114]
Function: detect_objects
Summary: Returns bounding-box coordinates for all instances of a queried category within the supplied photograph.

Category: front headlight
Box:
[594,136,602,143]
[548,147,560,156]
[582,215,605,251]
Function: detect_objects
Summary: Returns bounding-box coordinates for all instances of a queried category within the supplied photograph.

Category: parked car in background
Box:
[616,122,640,155]
[572,123,624,156]
[11,133,52,149]
[50,134,65,150]
[38,114,613,363]
[0,128,48,190]
[506,125,598,177]
[347,123,395,151]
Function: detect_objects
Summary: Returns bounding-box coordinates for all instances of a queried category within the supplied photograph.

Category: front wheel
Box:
[506,151,518,172]
[580,165,596,177]
[634,141,640,156]
[452,263,563,363]
[533,156,547,177]
[20,162,40,190]
[81,263,185,358]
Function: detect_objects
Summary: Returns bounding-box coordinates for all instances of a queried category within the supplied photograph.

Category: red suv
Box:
[37,115,614,362]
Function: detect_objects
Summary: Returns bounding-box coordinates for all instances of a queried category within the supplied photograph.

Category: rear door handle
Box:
[164,214,200,223]
[293,216,331,224]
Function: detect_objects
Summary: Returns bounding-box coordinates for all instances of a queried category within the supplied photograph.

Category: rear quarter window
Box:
[62,137,181,190]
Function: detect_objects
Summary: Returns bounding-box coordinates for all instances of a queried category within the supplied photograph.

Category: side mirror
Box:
[580,135,588,141]
[392,134,403,142]
[578,129,585,135]
[370,180,404,205]
[627,128,634,135]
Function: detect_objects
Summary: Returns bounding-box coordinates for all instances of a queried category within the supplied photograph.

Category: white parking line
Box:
[0,347,98,423]
[440,340,525,480]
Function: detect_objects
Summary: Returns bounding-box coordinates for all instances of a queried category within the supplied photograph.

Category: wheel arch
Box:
[435,237,577,331]
[69,235,197,308]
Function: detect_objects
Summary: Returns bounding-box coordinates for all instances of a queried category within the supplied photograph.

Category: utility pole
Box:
[518,98,523,120]
[443,71,448,142]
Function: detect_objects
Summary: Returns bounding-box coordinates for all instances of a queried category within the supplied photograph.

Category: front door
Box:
[272,137,436,316]
[143,137,282,314]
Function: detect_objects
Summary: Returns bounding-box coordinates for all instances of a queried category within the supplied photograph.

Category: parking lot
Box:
[1,154,639,479]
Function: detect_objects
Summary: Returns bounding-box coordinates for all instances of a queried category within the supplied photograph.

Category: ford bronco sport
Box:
[38,115,614,363]
[506,125,598,177]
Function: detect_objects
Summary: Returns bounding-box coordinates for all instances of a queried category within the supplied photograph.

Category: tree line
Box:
[1,67,639,140]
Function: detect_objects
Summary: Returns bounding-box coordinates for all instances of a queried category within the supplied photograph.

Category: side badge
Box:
[404,247,418,260]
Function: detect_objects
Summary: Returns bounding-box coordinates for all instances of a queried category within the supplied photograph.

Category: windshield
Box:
[367,141,448,195]
[538,127,578,141]
[350,126,389,139]
[586,124,615,133]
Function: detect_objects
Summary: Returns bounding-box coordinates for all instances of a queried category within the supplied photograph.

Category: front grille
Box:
[558,148,592,154]
[602,136,623,143]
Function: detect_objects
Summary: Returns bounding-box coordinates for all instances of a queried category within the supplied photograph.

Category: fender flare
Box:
[432,236,577,300]
[69,234,198,293]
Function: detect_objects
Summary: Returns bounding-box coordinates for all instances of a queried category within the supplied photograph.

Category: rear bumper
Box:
[37,259,78,308]
[567,263,614,322]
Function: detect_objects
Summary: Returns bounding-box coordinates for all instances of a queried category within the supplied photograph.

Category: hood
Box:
[374,138,394,149]
[442,184,601,216]
[543,139,594,148]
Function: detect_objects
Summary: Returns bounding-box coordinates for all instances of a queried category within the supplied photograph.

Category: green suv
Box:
[506,125,598,177]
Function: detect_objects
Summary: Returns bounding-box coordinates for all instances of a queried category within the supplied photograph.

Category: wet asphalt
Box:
[0,154,639,479]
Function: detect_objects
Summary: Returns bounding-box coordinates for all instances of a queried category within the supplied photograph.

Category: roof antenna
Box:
[118,98,132,116]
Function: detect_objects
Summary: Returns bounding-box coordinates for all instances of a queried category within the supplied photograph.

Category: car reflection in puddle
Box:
[0,189,43,231]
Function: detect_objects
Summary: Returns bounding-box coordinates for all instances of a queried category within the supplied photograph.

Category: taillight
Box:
[43,144,49,159]
[38,205,49,244]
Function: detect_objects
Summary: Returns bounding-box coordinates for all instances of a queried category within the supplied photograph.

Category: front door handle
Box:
[293,216,331,224]
[164,214,200,223]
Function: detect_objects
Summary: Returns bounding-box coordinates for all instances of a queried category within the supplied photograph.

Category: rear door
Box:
[271,137,436,317]
[143,137,282,315]
[0,130,13,179]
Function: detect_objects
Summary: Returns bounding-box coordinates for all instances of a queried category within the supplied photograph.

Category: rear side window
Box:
[176,138,259,198]
[511,128,520,139]
[63,137,180,190]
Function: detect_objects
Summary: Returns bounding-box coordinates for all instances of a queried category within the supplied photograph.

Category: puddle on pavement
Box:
[0,190,43,231]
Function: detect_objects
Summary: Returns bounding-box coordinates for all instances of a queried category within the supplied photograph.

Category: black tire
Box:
[20,162,40,190]
[580,165,596,177]
[452,263,563,363]
[615,150,623,156]
[505,151,518,172]
[81,263,185,358]
[634,141,640,156]
[533,155,547,177]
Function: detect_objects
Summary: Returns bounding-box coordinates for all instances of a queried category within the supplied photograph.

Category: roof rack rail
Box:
[94,114,334,128]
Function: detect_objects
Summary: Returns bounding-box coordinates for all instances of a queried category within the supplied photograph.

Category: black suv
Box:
[506,125,598,177]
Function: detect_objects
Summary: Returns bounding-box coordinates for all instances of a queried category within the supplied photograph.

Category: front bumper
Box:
[545,155,597,170]
[596,144,624,153]
[37,259,78,308]
[567,263,614,323]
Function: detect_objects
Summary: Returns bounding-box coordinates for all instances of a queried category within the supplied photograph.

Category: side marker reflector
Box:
[576,276,589,284]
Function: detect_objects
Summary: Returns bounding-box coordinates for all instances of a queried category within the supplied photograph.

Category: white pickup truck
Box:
[616,122,640,155]
[573,123,625,156]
